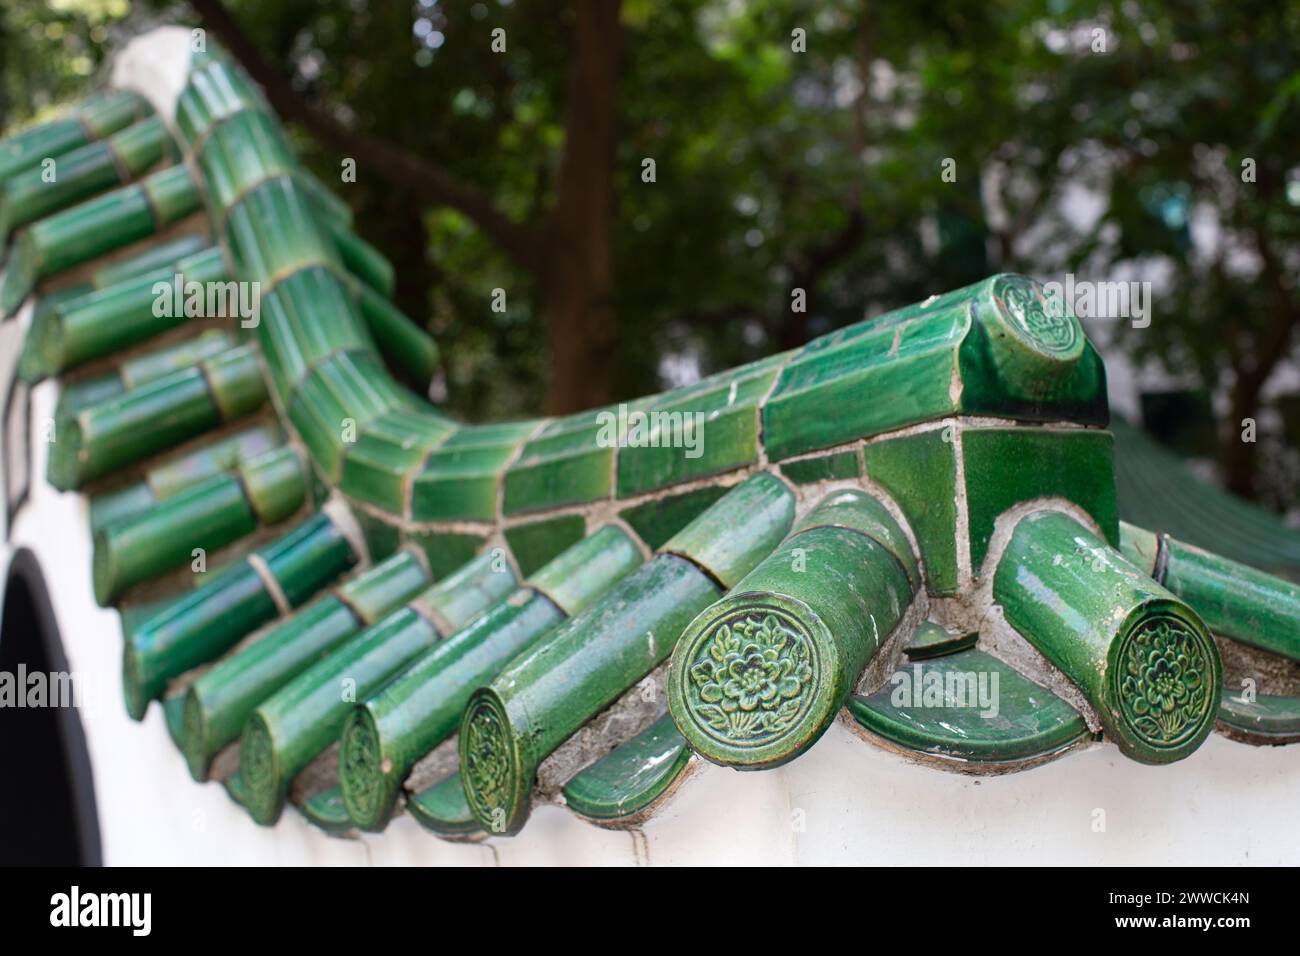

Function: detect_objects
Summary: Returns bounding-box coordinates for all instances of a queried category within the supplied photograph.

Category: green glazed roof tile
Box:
[847,650,1092,764]
[562,713,692,822]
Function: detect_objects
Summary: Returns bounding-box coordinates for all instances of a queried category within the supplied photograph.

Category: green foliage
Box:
[5,0,1298,507]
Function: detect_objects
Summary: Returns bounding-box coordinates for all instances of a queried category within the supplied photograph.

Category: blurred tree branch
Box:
[188,0,545,272]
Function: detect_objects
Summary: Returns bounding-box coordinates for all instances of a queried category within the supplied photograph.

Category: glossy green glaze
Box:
[338,525,642,831]
[661,473,795,588]
[122,513,356,720]
[50,343,266,490]
[618,485,729,549]
[407,772,481,838]
[1158,534,1300,662]
[862,428,960,593]
[904,621,977,660]
[962,426,1119,571]
[847,649,1091,763]
[994,509,1221,764]
[0,116,172,240]
[779,449,862,484]
[669,489,915,769]
[502,514,587,577]
[460,553,718,835]
[1218,692,1300,743]
[89,421,282,532]
[14,37,1300,843]
[562,714,691,821]
[299,786,355,836]
[763,275,1106,463]
[239,543,512,824]
[0,90,147,181]
[178,547,430,779]
[23,246,227,380]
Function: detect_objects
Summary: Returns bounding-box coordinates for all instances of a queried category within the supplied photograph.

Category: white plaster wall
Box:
[7,378,1300,865]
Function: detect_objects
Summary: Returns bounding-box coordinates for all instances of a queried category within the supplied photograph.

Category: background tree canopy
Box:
[3,0,1298,514]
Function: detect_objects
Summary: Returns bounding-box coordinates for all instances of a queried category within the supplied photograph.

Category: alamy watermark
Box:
[1042,273,1151,329]
[0,666,103,709]
[152,272,261,328]
[596,403,705,459]
[50,886,151,936]
[889,662,1000,718]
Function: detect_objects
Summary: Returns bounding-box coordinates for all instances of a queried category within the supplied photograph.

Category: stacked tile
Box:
[994,509,1222,764]
[123,512,359,720]
[1120,522,1300,663]
[667,488,919,770]
[0,90,149,181]
[92,445,307,604]
[0,115,176,240]
[0,163,200,315]
[459,473,795,835]
[237,549,517,825]
[22,245,227,380]
[89,420,284,532]
[48,341,267,490]
[178,546,434,779]
[338,524,644,831]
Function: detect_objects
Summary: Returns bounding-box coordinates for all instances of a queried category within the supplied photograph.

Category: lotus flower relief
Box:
[1119,617,1210,746]
[464,705,511,811]
[688,611,813,743]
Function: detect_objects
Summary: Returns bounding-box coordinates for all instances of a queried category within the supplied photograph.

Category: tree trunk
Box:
[1222,373,1262,499]
[542,0,622,415]
[1221,227,1300,499]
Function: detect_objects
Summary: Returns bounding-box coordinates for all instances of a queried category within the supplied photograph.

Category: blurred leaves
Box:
[3,0,1298,507]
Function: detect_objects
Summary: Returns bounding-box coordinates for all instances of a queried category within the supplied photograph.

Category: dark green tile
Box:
[904,621,977,660]
[502,408,618,514]
[862,427,960,594]
[962,426,1119,574]
[561,714,691,821]
[503,514,588,577]
[619,485,730,550]
[405,530,485,579]
[763,302,967,461]
[780,449,862,484]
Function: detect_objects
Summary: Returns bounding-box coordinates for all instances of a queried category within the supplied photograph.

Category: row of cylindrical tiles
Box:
[112,466,1300,837]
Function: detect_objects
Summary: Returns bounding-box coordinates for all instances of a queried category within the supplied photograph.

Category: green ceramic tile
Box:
[763,301,967,461]
[618,485,730,550]
[615,365,777,496]
[957,308,1108,424]
[288,374,350,481]
[298,785,355,836]
[407,772,482,838]
[1218,691,1300,742]
[903,621,978,660]
[197,109,297,211]
[409,443,518,522]
[259,265,373,400]
[847,649,1091,763]
[862,427,960,594]
[502,407,625,514]
[561,714,691,821]
[780,449,862,484]
[224,176,341,285]
[340,428,430,513]
[405,530,486,579]
[962,426,1119,574]
[311,351,410,425]
[503,514,588,577]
